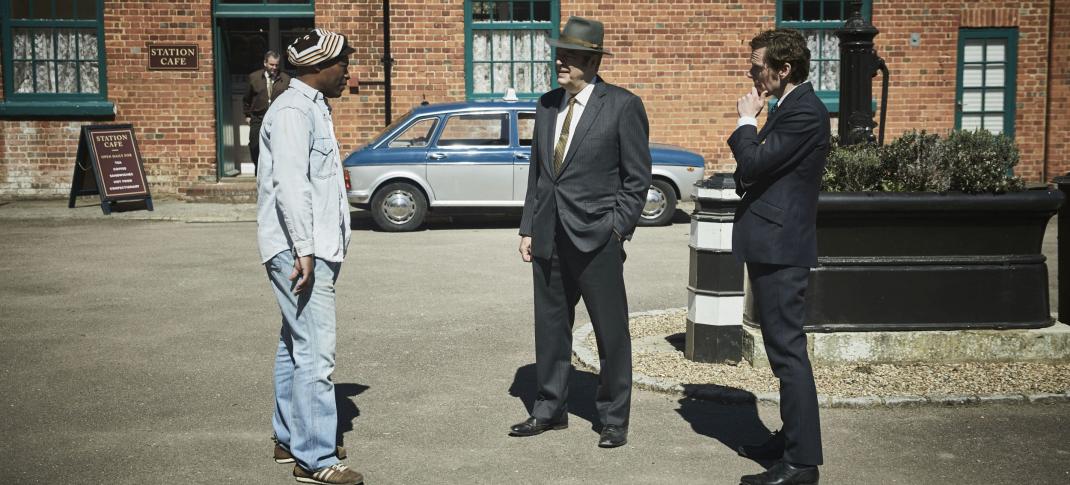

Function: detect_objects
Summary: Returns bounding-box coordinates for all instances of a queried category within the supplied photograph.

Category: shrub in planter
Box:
[879,130,949,192]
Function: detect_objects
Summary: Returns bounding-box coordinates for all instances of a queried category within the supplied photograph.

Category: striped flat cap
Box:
[287,28,355,67]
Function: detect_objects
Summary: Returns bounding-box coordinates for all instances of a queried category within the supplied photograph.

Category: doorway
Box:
[213,17,314,178]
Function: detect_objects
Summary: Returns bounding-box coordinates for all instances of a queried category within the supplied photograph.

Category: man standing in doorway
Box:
[257,29,363,485]
[729,29,829,485]
[245,50,291,175]
[513,16,652,449]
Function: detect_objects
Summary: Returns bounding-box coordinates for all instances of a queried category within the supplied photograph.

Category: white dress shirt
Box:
[553,76,599,159]
[737,80,811,128]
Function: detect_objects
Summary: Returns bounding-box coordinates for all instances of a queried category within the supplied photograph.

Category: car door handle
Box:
[429,153,447,160]
[514,153,530,160]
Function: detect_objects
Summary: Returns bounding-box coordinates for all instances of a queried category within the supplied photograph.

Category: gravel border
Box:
[571,308,1070,408]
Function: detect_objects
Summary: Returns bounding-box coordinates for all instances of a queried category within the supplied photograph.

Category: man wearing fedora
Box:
[257,28,364,485]
[729,29,829,485]
[513,16,652,449]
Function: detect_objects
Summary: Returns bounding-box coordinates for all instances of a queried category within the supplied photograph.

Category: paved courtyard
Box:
[1,202,1068,484]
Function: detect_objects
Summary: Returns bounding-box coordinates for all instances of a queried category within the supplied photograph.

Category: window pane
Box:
[513,1,532,22]
[35,30,55,61]
[810,61,823,91]
[986,65,1005,87]
[983,115,1004,134]
[533,62,552,92]
[514,63,531,92]
[961,114,982,131]
[803,0,821,21]
[12,0,31,18]
[57,30,79,60]
[439,114,508,146]
[14,62,34,93]
[493,63,511,92]
[820,31,839,60]
[518,112,536,146]
[76,0,97,19]
[13,30,32,59]
[492,31,510,61]
[473,32,491,61]
[514,32,532,61]
[57,0,77,18]
[962,90,983,112]
[986,40,1006,62]
[473,1,492,22]
[823,0,844,21]
[532,31,551,60]
[57,62,79,93]
[963,40,984,63]
[821,60,838,91]
[491,1,510,21]
[80,62,100,93]
[533,1,551,21]
[473,63,492,93]
[962,65,983,87]
[36,61,57,92]
[782,1,802,21]
[984,89,1004,111]
[79,30,98,60]
[389,118,438,148]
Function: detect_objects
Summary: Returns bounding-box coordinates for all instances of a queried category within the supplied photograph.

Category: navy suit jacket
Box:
[728,82,830,268]
[519,80,653,259]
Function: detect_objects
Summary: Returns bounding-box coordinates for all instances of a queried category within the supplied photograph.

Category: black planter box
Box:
[745,190,1064,332]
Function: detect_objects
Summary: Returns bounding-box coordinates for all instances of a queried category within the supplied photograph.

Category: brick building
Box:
[0,0,1064,199]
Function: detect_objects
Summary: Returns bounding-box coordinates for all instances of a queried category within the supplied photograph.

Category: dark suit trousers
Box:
[747,262,823,466]
[531,224,631,426]
[249,117,264,173]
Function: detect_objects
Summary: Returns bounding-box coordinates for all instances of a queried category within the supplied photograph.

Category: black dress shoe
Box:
[740,461,819,485]
[597,424,628,448]
[509,417,567,437]
[737,430,785,460]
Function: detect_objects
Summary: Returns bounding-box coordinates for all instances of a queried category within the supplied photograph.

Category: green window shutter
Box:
[465,0,559,100]
[955,28,1017,139]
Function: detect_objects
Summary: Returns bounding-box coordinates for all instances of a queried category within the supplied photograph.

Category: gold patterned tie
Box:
[553,95,578,175]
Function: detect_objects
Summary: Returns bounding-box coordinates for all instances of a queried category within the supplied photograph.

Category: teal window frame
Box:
[0,0,113,117]
[955,28,1017,139]
[213,0,314,18]
[775,0,872,113]
[464,0,560,100]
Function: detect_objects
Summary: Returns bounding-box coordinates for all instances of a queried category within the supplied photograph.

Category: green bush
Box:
[821,129,1024,194]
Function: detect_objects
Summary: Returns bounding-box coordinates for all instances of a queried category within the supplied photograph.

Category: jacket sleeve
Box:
[614,95,653,239]
[519,110,540,237]
[729,107,821,193]
[270,107,316,257]
[243,73,256,117]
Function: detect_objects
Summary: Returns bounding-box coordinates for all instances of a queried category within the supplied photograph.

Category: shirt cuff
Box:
[737,116,758,128]
[292,240,315,257]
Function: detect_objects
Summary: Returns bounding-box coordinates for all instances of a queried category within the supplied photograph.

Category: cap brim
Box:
[546,38,611,56]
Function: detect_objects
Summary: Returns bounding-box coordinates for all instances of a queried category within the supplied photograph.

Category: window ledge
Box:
[0,99,115,118]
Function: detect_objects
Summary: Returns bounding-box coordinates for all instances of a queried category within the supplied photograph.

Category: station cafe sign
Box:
[147,44,198,70]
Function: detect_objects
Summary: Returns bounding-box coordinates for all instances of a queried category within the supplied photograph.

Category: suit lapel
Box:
[556,81,606,178]
[540,89,563,176]
[758,83,812,138]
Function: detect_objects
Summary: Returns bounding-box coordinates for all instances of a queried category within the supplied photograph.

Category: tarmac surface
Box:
[1,199,1068,484]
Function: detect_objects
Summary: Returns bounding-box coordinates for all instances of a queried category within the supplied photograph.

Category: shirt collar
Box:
[289,78,323,103]
[565,76,599,108]
[777,80,809,107]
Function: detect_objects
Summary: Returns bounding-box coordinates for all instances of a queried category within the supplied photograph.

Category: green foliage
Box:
[822,129,1025,193]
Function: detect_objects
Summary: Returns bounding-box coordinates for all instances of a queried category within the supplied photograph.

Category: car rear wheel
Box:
[638,179,677,227]
[370,182,427,232]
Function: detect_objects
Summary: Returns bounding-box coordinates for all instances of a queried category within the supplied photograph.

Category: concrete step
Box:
[183,178,257,203]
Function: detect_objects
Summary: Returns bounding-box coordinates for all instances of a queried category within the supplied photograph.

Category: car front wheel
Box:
[370,182,428,232]
[637,179,677,227]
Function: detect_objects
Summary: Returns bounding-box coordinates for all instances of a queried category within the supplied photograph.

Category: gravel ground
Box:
[589,309,1070,398]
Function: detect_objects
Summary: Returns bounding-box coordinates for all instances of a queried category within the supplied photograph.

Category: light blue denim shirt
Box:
[257,78,351,264]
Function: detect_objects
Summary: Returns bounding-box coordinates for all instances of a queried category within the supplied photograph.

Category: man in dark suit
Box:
[512,16,652,449]
[728,29,830,485]
[244,50,291,174]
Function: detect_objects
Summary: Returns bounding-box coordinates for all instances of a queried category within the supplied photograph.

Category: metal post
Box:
[1056,174,1070,325]
[836,0,880,145]
[686,174,746,363]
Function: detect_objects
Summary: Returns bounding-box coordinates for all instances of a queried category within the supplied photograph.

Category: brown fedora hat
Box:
[547,16,612,56]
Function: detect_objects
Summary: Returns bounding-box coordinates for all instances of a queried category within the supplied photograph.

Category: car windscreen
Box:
[371,110,416,146]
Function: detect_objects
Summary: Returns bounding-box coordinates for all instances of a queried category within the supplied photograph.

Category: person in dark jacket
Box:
[244,50,291,174]
[729,29,830,485]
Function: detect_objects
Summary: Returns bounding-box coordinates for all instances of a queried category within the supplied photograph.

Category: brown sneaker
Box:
[274,443,348,464]
[293,463,364,485]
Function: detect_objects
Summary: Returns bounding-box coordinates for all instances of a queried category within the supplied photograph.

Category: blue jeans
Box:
[266,250,342,471]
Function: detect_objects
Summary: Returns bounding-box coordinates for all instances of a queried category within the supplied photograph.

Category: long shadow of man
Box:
[676,383,780,469]
[335,383,370,447]
[508,364,603,432]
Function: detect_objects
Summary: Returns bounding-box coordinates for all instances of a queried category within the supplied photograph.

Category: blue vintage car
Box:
[343,100,705,232]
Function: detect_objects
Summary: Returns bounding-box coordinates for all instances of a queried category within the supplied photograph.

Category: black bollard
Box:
[1056,174,1070,325]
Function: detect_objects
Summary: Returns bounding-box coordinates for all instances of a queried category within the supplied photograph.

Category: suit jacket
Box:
[244,69,291,119]
[728,82,830,268]
[519,80,653,260]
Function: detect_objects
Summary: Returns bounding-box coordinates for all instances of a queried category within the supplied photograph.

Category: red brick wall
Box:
[1047,0,1069,178]
[0,0,1063,198]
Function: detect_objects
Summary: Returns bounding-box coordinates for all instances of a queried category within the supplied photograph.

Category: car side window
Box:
[388,117,438,148]
[518,112,536,147]
[437,113,509,147]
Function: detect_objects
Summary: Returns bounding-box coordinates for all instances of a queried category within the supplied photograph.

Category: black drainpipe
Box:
[382,0,394,126]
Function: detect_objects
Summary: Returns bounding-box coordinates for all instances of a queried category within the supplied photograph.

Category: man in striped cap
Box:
[255,28,363,485]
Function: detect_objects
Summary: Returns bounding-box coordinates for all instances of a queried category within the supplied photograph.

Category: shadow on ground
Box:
[676,384,778,469]
[335,383,369,446]
[508,364,603,432]
[351,209,691,232]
